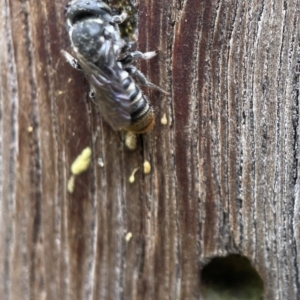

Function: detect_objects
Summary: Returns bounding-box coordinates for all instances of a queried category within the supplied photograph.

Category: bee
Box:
[62,0,167,133]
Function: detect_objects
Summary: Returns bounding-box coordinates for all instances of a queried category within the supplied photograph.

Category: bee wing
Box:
[78,40,131,131]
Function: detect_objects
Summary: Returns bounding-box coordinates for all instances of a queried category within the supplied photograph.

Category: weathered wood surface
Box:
[1,0,300,299]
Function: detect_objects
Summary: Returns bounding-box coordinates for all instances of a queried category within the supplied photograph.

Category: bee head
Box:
[67,0,112,26]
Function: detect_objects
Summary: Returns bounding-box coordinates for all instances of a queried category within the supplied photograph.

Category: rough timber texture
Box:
[0,0,300,299]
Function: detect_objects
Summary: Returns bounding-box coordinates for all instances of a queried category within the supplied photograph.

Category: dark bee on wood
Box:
[62,0,167,133]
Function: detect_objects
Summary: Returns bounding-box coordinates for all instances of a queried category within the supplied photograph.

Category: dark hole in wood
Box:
[200,254,264,300]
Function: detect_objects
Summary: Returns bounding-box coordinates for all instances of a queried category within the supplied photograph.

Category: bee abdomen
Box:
[122,74,154,133]
[125,103,154,133]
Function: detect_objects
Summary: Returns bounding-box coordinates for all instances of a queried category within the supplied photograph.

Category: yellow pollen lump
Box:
[160,113,168,125]
[71,147,92,175]
[125,131,137,150]
[143,160,151,174]
[125,232,132,242]
[67,175,76,193]
[129,168,139,183]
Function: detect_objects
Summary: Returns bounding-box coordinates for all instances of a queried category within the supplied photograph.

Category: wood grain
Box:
[1,0,300,299]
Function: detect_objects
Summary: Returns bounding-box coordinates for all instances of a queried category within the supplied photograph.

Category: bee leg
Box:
[125,66,169,95]
[119,41,137,56]
[131,50,158,60]
[111,12,127,24]
[119,50,158,65]
[61,50,82,71]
